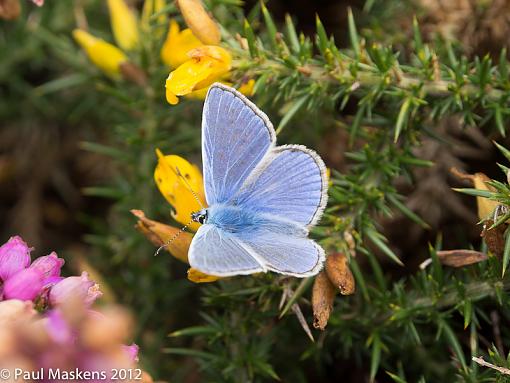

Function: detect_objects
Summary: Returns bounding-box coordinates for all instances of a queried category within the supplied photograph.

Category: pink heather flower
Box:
[30,251,65,279]
[0,236,32,281]
[49,272,102,307]
[42,275,64,289]
[122,343,139,363]
[30,0,44,6]
[45,309,74,344]
[3,268,44,301]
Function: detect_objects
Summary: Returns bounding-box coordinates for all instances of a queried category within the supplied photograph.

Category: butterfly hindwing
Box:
[238,231,325,277]
[188,224,266,276]
[233,145,328,228]
[202,84,276,205]
[189,225,324,277]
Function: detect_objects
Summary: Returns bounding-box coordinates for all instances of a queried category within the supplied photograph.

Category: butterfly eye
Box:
[191,210,207,224]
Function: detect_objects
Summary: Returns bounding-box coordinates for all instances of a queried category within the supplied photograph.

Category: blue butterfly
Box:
[188,83,328,277]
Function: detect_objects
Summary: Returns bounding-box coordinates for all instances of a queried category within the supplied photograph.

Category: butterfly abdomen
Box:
[207,204,306,237]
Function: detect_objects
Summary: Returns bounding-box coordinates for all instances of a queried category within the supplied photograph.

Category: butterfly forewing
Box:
[233,145,328,228]
[202,84,275,205]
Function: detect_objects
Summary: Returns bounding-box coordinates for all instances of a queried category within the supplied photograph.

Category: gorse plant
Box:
[5,0,510,381]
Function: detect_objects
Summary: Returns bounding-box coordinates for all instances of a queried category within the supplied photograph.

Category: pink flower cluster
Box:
[0,236,144,378]
[0,236,101,306]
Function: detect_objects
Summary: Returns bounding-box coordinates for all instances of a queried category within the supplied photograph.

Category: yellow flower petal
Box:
[107,0,139,51]
[452,169,500,221]
[154,149,205,231]
[237,79,255,97]
[187,268,220,283]
[176,0,221,45]
[161,20,203,69]
[184,78,254,101]
[164,45,231,105]
[471,173,499,221]
[166,88,179,105]
[185,86,209,100]
[72,29,128,78]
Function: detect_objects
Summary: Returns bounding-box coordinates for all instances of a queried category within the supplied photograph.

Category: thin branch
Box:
[472,356,510,375]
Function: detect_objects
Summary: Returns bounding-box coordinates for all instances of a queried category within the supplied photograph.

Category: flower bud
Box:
[312,271,337,330]
[131,209,192,263]
[72,29,128,78]
[30,251,65,279]
[176,0,220,45]
[325,252,355,295]
[107,0,139,51]
[0,236,32,281]
[49,272,102,307]
[3,268,44,301]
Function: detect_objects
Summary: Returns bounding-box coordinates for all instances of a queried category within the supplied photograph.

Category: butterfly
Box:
[188,83,328,277]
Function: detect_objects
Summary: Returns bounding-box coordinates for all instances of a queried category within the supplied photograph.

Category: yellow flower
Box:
[176,0,221,45]
[187,268,220,283]
[165,45,232,105]
[161,19,203,69]
[452,169,499,221]
[147,151,221,283]
[154,149,206,232]
[72,29,128,78]
[107,0,139,51]
[237,79,255,97]
[185,78,255,101]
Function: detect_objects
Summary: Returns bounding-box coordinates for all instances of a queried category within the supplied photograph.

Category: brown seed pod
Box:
[120,62,148,86]
[481,220,507,258]
[312,271,337,330]
[436,249,488,267]
[325,252,355,295]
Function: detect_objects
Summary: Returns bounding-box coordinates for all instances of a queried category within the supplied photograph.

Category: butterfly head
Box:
[191,209,208,225]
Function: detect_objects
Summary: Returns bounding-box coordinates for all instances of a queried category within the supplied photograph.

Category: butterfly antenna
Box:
[174,166,205,210]
[154,218,194,257]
